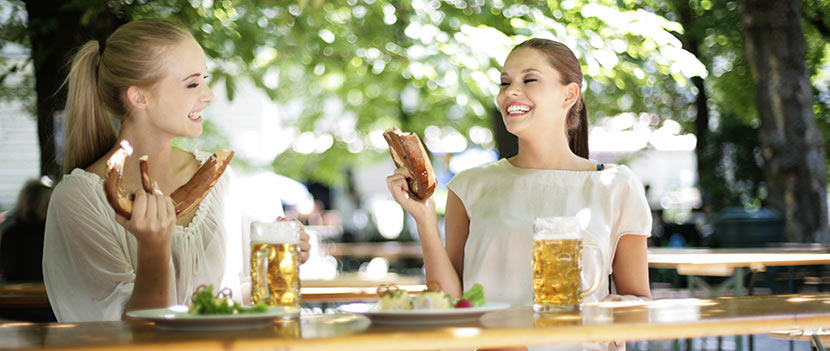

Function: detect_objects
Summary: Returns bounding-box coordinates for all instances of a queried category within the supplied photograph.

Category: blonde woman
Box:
[43,19,309,322]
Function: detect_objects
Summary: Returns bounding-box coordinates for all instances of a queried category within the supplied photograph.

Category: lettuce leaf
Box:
[457,283,485,307]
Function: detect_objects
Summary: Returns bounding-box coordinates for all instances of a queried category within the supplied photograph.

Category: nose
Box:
[202,84,214,104]
[505,82,521,97]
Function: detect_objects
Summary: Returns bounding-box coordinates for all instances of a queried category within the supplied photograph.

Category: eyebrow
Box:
[181,73,202,82]
[501,68,543,77]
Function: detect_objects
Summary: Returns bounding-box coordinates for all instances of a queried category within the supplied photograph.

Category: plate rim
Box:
[338,301,511,317]
[126,305,295,321]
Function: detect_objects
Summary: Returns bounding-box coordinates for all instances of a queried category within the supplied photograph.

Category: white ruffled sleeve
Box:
[43,172,140,322]
[609,167,652,265]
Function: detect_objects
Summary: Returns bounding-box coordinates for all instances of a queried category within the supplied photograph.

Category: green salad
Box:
[454,283,486,308]
[189,285,268,315]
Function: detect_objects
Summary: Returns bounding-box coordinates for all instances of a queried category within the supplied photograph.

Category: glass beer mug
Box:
[250,221,302,314]
[532,216,602,312]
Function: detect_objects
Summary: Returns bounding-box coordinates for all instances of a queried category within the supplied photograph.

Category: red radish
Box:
[455,299,473,308]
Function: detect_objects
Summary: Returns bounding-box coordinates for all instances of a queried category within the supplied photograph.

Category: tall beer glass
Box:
[532,216,602,312]
[250,221,301,313]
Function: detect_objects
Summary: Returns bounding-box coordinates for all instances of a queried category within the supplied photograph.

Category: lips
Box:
[188,109,203,122]
[505,102,532,116]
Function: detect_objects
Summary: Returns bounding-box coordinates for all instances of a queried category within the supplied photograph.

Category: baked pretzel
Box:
[383,127,436,200]
[103,139,234,219]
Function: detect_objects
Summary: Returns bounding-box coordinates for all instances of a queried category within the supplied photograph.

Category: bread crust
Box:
[383,128,436,200]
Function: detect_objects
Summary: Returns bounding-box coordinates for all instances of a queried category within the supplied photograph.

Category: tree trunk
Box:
[23,1,124,178]
[669,0,711,205]
[740,0,830,243]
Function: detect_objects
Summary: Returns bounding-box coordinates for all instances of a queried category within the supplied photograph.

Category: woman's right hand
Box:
[115,189,176,251]
[386,167,437,225]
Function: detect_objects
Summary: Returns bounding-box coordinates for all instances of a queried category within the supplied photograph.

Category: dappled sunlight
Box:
[369,197,404,240]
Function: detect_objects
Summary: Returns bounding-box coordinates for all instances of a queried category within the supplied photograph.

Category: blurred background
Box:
[0,0,829,292]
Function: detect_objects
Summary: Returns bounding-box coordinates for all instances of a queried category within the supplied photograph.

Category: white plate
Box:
[338,302,510,325]
[127,306,298,332]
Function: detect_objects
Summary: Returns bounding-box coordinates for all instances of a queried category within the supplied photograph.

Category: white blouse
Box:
[447,158,652,308]
[43,150,255,322]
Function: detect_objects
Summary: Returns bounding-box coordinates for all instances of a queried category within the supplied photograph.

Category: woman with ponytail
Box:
[43,19,309,322]
[387,39,651,348]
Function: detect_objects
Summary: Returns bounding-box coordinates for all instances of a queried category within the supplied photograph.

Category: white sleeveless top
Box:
[43,150,259,322]
[447,158,651,308]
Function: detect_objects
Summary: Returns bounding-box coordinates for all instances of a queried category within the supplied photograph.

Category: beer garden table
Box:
[2,293,830,350]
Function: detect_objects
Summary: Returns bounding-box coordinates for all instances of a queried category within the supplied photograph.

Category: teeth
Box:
[188,112,201,119]
[507,105,531,114]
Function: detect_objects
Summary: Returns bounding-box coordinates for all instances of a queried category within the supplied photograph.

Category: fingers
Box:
[132,191,148,221]
[299,231,311,253]
[393,166,412,178]
[299,231,311,264]
[166,196,176,226]
[386,173,412,202]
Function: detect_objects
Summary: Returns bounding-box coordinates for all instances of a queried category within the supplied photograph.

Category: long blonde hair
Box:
[62,19,194,174]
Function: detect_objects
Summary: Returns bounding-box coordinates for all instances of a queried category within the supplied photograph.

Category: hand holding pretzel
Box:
[103,139,234,220]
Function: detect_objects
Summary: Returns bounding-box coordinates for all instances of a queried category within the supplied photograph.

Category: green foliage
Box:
[5,0,828,201]
[154,0,706,185]
[0,0,34,115]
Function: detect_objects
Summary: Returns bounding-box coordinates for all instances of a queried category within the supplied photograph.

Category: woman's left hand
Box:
[277,217,311,263]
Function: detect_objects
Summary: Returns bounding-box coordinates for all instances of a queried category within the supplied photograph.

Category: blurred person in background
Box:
[0,178,53,282]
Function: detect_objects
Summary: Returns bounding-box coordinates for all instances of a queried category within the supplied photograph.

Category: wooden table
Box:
[648,248,830,277]
[0,275,426,309]
[2,293,830,350]
[647,248,830,296]
[648,248,830,350]
[325,242,423,261]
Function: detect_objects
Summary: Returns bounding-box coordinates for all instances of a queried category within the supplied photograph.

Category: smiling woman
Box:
[42,19,311,323]
[386,38,652,351]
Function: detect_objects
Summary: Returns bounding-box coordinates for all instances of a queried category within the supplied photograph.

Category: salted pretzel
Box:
[103,139,234,219]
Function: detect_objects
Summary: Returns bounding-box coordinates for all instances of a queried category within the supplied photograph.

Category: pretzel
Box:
[383,127,436,200]
[103,139,234,219]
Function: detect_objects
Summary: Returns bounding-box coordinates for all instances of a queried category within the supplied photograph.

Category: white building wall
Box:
[0,101,40,211]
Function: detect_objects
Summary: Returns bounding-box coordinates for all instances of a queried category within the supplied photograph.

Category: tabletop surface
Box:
[3,293,830,351]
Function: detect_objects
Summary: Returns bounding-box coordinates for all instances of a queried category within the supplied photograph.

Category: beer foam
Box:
[533,216,581,240]
[250,221,300,244]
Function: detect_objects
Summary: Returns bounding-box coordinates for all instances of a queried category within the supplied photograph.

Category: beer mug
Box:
[250,221,302,313]
[532,216,602,312]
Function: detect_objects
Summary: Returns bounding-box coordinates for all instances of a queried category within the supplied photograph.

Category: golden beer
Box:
[250,242,301,307]
[249,221,302,313]
[532,216,602,313]
[533,239,582,310]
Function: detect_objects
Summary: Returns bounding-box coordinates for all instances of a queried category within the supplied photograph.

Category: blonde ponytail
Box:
[62,41,116,174]
[60,19,193,174]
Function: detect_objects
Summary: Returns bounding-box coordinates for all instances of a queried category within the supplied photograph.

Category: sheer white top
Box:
[447,158,651,307]
[43,150,261,322]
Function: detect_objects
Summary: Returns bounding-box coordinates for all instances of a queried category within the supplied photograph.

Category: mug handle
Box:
[580,243,603,297]
[256,246,271,302]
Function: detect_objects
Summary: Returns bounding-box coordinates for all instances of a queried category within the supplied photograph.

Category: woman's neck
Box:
[511,133,587,171]
[115,120,182,192]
